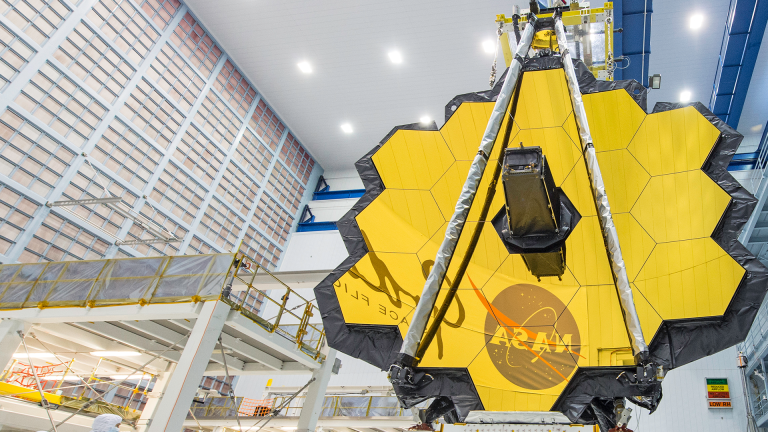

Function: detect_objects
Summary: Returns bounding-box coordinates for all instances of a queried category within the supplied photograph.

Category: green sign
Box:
[707,378,728,385]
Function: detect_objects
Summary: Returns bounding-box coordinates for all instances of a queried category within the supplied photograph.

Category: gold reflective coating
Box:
[332,69,742,411]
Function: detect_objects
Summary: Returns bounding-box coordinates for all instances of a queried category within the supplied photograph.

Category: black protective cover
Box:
[313,61,768,425]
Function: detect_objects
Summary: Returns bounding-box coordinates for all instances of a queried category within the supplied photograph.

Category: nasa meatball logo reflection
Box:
[483,284,581,390]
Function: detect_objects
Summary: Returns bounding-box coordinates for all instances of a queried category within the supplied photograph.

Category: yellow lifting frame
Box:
[496,2,614,80]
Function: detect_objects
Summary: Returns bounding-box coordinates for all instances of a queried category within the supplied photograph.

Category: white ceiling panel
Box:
[185,0,764,172]
[183,0,527,172]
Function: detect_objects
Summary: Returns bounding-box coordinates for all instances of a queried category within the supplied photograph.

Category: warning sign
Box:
[706,378,732,409]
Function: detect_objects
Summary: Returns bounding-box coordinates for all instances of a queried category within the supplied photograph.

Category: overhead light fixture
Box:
[679,90,692,103]
[340,123,353,134]
[12,353,56,359]
[297,61,312,74]
[90,351,141,357]
[388,50,403,64]
[689,14,704,30]
[482,40,495,54]
[420,116,431,124]
[751,124,763,133]
[281,428,298,431]
[649,74,661,89]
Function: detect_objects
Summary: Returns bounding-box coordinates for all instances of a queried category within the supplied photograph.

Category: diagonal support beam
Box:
[554,15,648,359]
[396,15,537,366]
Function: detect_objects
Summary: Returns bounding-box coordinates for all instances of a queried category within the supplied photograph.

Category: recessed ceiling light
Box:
[341,123,353,134]
[751,124,763,133]
[679,90,692,103]
[388,50,403,64]
[13,353,56,359]
[420,116,431,124]
[689,14,704,29]
[91,350,141,357]
[482,40,496,54]
[297,61,312,74]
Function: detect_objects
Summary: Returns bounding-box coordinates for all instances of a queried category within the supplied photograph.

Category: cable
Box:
[241,377,316,432]
[218,335,243,432]
[613,56,631,70]
[17,331,59,432]
[27,334,123,401]
[46,328,193,431]
[635,406,641,431]
[188,407,204,431]
[641,0,647,84]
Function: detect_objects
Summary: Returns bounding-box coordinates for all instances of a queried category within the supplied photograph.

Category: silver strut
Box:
[553,14,648,358]
[395,15,537,366]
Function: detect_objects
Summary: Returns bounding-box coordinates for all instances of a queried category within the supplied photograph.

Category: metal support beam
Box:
[203,360,310,375]
[0,301,203,323]
[397,16,536,365]
[297,349,338,432]
[136,362,176,432]
[226,313,322,370]
[172,319,285,371]
[71,321,181,365]
[46,197,122,207]
[146,301,229,432]
[710,0,768,128]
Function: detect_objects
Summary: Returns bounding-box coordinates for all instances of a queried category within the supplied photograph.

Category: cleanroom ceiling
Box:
[184,0,764,172]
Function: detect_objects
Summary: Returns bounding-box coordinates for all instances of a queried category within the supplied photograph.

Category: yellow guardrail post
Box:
[365,396,373,416]
[55,359,74,392]
[1,359,17,382]
[296,303,312,346]
[272,289,290,333]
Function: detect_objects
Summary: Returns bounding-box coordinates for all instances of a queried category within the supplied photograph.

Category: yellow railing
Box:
[221,253,325,361]
[0,253,235,309]
[0,252,326,362]
[189,395,415,419]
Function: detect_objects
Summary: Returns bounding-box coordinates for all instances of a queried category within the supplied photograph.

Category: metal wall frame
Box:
[0,0,322,270]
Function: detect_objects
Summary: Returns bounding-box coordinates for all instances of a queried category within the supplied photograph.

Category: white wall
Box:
[279,231,349,272]
[322,169,364,191]
[637,346,747,432]
[307,198,358,222]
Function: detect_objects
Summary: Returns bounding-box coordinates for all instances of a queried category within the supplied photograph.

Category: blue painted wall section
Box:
[313,189,365,200]
[621,0,653,86]
[729,120,768,171]
[613,0,624,80]
[710,0,768,128]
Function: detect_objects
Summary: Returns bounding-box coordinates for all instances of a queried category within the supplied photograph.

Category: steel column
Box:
[296,349,338,432]
[146,300,230,432]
